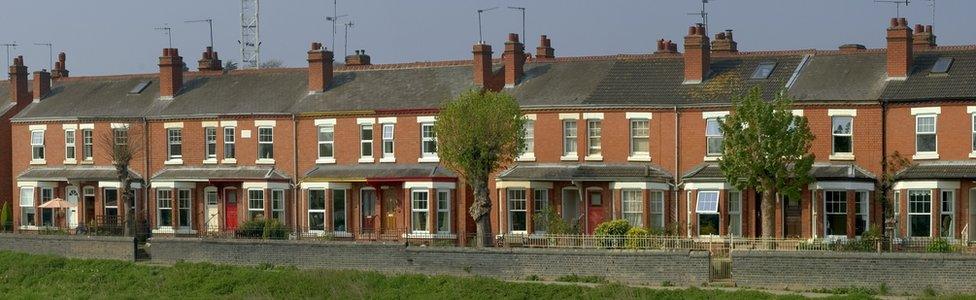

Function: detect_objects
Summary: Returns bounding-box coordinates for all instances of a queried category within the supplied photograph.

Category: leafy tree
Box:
[436,90,525,247]
[877,152,913,242]
[718,87,815,238]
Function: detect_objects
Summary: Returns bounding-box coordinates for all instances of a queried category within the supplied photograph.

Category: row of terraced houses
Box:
[1,18,975,244]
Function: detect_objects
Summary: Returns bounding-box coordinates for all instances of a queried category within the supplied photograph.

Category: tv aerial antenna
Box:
[34,42,53,71]
[154,25,173,48]
[687,0,716,35]
[343,21,354,58]
[508,6,526,43]
[185,18,215,49]
[327,0,348,50]
[477,6,498,43]
[874,0,911,18]
[927,0,936,27]
[1,42,17,70]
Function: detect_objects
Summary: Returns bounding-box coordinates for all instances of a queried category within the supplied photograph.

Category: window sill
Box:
[202,159,218,165]
[316,158,336,164]
[379,157,396,163]
[152,227,174,234]
[703,156,720,162]
[164,159,183,165]
[358,157,374,163]
[80,160,94,165]
[584,155,603,161]
[418,156,440,163]
[560,155,578,161]
[970,152,976,159]
[828,154,855,161]
[333,231,353,238]
[63,159,77,165]
[913,153,939,160]
[256,159,276,165]
[627,155,651,162]
[221,158,237,164]
[517,154,536,162]
[30,159,46,165]
[153,228,198,235]
[19,226,39,230]
[403,233,457,239]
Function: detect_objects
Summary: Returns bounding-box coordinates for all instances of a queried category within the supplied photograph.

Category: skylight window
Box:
[129,80,151,94]
[930,57,953,74]
[750,62,777,79]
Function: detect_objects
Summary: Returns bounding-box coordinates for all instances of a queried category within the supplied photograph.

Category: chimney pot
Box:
[307,41,334,93]
[890,18,899,27]
[197,46,223,72]
[504,33,526,86]
[898,18,907,26]
[8,56,30,106]
[535,35,554,59]
[508,33,519,42]
[886,17,913,79]
[32,70,51,100]
[472,43,494,88]
[925,25,933,33]
[159,47,184,98]
[52,52,68,79]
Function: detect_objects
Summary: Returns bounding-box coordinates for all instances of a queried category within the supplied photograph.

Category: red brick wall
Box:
[887,104,974,161]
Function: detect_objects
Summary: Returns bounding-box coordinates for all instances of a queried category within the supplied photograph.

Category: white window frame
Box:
[914,114,938,158]
[248,189,265,220]
[855,191,869,236]
[82,129,93,161]
[411,190,430,234]
[508,189,528,234]
[941,190,955,239]
[705,118,723,158]
[971,113,976,157]
[316,124,335,163]
[908,190,932,238]
[650,191,665,231]
[696,191,720,236]
[30,130,45,163]
[307,189,326,232]
[157,189,173,228]
[728,190,742,237]
[823,190,847,238]
[436,190,451,234]
[562,120,578,160]
[271,189,285,221]
[223,127,236,162]
[101,187,118,217]
[359,124,374,162]
[257,127,274,162]
[622,189,643,228]
[381,123,395,162]
[533,189,549,234]
[19,187,36,227]
[420,123,438,161]
[166,128,182,162]
[585,119,602,160]
[830,116,854,160]
[204,127,217,161]
[177,189,192,228]
[629,119,650,161]
[518,118,535,161]
[64,129,76,162]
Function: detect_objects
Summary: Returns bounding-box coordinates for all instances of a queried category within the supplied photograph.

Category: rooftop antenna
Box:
[154,25,173,48]
[34,42,53,71]
[874,0,911,18]
[326,14,348,50]
[508,6,526,44]
[185,18,215,49]
[343,21,354,58]
[686,0,715,35]
[927,0,935,27]
[1,42,17,71]
[240,0,261,69]
[477,6,498,43]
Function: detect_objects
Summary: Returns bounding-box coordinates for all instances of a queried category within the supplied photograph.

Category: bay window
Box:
[308,190,326,231]
[437,190,450,233]
[272,190,285,221]
[824,191,847,237]
[411,190,429,233]
[248,189,264,220]
[908,190,932,237]
[729,190,742,237]
[941,190,954,238]
[20,187,35,227]
[157,190,173,227]
[855,191,869,236]
[508,189,527,233]
[622,189,643,227]
[696,191,719,236]
[915,115,937,154]
[103,188,118,217]
[705,118,723,156]
[40,188,53,226]
[832,116,853,155]
[332,189,346,232]
[178,189,191,228]
[258,127,274,160]
[650,191,665,231]
[533,189,548,233]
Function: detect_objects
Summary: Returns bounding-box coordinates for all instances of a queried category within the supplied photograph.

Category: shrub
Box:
[625,227,649,249]
[595,219,631,248]
[236,218,289,240]
[926,237,954,253]
[535,207,581,235]
[0,202,10,231]
[261,219,288,240]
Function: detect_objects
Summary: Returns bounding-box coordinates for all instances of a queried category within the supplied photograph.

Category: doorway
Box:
[361,189,377,231]
[205,189,219,232]
[586,190,605,235]
[224,189,238,230]
[382,188,398,232]
[83,186,96,225]
[66,186,79,229]
[561,189,580,230]
[783,195,802,238]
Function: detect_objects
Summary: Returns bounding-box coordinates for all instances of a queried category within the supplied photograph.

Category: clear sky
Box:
[2,0,973,76]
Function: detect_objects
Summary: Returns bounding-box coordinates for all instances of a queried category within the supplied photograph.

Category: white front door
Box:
[66,186,79,228]
[205,189,220,232]
[561,189,580,225]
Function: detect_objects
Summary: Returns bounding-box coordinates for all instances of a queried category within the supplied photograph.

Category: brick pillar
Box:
[263,188,272,221]
[932,189,941,238]
[402,188,410,232]
[171,188,179,230]
[846,190,856,239]
[374,187,383,235]
[428,188,436,233]
[689,190,698,237]
[813,189,823,239]
[898,189,908,237]
[526,188,535,234]
[325,189,333,232]
[499,188,508,233]
[642,189,651,229]
[719,189,728,236]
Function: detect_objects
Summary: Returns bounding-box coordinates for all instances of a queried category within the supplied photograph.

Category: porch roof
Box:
[151,166,290,181]
[17,166,142,182]
[896,160,976,180]
[303,164,456,181]
[496,163,672,182]
[681,162,875,182]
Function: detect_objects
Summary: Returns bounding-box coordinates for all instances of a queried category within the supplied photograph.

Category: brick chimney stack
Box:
[711,29,738,53]
[158,48,184,99]
[345,49,371,66]
[197,46,223,72]
[307,42,334,94]
[472,43,493,88]
[886,18,913,80]
[535,35,554,59]
[655,39,678,54]
[32,70,51,101]
[912,24,937,50]
[51,52,68,79]
[503,33,525,87]
[683,23,710,84]
[8,56,30,106]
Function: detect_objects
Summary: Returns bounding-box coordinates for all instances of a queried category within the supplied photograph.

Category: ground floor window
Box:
[157,190,173,227]
[248,190,264,220]
[40,188,54,226]
[622,189,643,227]
[178,189,191,228]
[855,191,869,236]
[909,190,932,237]
[412,190,429,233]
[437,190,450,233]
[308,190,326,231]
[104,188,119,217]
[941,190,954,238]
[893,190,901,238]
[533,189,549,233]
[650,191,664,231]
[824,191,847,237]
[271,189,285,221]
[729,190,742,237]
[20,187,35,227]
[332,189,347,232]
[696,191,719,236]
[508,189,527,233]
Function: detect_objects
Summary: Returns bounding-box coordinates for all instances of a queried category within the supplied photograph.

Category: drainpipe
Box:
[572,180,585,233]
[673,105,681,235]
[141,117,150,227]
[292,114,300,237]
[881,98,889,242]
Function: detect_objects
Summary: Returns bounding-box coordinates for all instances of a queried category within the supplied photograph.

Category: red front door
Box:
[586,191,605,234]
[225,189,239,230]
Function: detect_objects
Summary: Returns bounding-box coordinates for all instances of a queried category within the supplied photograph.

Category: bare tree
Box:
[259,59,285,69]
[224,60,239,71]
[97,124,144,237]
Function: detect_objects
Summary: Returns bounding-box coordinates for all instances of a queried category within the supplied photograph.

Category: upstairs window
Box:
[223,127,236,159]
[522,120,534,157]
[831,116,853,155]
[64,129,76,160]
[205,127,217,159]
[167,129,182,160]
[382,124,395,159]
[705,118,723,156]
[971,114,976,153]
[915,115,937,153]
[30,130,45,160]
[750,62,777,79]
[563,120,577,156]
[360,124,374,159]
[930,57,953,74]
[258,127,274,159]
[587,120,602,157]
[421,123,437,158]
[630,119,650,157]
[113,128,128,147]
[82,129,93,160]
[318,125,334,159]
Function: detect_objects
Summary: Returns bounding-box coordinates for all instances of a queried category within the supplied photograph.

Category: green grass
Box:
[0,251,869,299]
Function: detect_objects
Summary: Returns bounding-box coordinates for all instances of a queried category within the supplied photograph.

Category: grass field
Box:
[0,251,900,299]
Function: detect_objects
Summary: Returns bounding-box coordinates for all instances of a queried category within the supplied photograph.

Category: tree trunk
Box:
[468,178,493,247]
[761,187,775,239]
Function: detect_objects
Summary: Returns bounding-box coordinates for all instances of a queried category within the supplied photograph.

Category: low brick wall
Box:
[0,233,135,261]
[733,250,976,294]
[149,238,710,286]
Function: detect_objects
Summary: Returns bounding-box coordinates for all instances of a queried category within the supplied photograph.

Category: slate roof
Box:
[17,166,142,181]
[508,60,613,107]
[497,163,672,182]
[303,164,456,181]
[682,162,875,182]
[896,160,976,180]
[0,81,8,102]
[787,53,888,101]
[151,166,290,181]
[12,75,160,121]
[155,71,307,118]
[882,50,976,101]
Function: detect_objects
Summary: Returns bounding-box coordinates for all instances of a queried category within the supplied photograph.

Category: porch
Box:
[15,167,145,232]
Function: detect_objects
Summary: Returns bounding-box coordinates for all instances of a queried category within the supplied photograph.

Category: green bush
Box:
[927,237,955,253]
[0,202,10,231]
[236,218,289,240]
[261,219,289,240]
[534,207,581,235]
[625,227,649,249]
[594,219,631,236]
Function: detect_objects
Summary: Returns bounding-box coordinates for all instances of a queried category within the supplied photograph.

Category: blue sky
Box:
[2,0,973,76]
